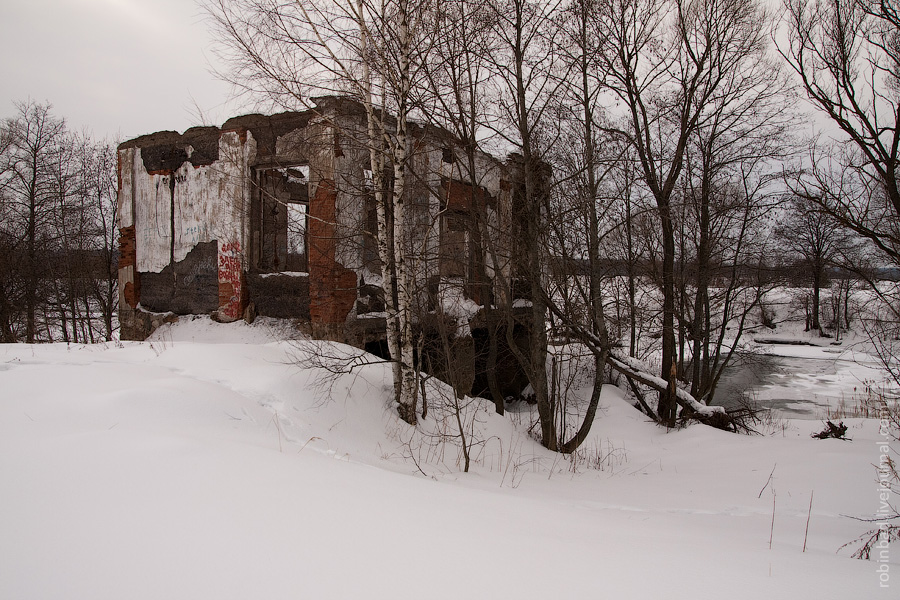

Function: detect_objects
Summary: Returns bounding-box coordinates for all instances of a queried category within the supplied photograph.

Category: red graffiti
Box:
[218,255,241,272]
[218,242,243,320]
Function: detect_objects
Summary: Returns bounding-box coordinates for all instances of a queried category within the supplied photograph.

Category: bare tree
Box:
[781,0,900,250]
[0,104,118,343]
[482,0,567,449]
[0,122,22,342]
[0,101,68,342]
[780,0,900,381]
[776,194,852,332]
[677,169,781,405]
[592,0,777,425]
[47,128,84,342]
[674,25,792,403]
[80,140,119,341]
[534,0,617,450]
[415,0,512,415]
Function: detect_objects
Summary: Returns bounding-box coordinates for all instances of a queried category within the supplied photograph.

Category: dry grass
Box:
[826,383,897,419]
[565,438,629,473]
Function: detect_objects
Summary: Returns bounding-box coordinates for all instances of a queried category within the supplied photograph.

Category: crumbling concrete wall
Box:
[246,273,310,319]
[117,128,257,338]
[139,241,219,314]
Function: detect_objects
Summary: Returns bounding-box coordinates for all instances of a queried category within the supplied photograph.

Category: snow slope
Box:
[0,316,894,599]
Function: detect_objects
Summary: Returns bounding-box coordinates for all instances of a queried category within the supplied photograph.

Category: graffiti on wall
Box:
[218,241,243,321]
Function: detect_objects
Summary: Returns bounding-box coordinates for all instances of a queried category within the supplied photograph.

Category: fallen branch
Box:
[840,523,900,559]
[811,420,849,440]
[606,353,726,421]
[525,305,732,430]
[604,353,747,431]
[625,374,659,421]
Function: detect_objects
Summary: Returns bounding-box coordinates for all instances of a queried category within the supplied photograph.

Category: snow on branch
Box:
[539,299,725,420]
[607,353,725,417]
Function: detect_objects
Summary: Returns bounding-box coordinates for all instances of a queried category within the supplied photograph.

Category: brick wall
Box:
[308,178,357,325]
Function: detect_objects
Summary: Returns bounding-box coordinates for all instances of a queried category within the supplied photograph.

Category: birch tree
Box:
[206,0,434,422]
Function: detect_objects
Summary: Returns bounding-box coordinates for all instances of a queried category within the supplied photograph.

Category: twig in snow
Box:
[758,463,777,498]
[271,413,283,453]
[299,436,322,452]
[803,491,814,552]
[769,492,776,550]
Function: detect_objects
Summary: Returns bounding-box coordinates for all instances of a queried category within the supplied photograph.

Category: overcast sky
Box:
[0,0,836,149]
[0,0,242,142]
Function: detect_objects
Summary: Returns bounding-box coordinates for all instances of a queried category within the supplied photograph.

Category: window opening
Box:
[253,164,309,273]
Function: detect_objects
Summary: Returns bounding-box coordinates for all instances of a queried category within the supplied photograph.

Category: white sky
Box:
[0,0,840,147]
[0,0,242,142]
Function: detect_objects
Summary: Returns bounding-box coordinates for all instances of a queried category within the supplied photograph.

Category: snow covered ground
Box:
[0,315,895,598]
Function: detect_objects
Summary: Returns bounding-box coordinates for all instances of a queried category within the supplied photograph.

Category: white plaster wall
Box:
[475,150,504,282]
[116,147,136,311]
[172,159,215,262]
[426,145,448,281]
[133,151,173,274]
[170,131,255,263]
[234,131,257,262]
[123,131,256,274]
[275,127,311,163]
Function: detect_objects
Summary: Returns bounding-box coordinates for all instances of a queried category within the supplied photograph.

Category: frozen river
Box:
[713,343,889,419]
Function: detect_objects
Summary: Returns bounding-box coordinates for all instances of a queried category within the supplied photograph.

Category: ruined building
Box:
[117,97,529,396]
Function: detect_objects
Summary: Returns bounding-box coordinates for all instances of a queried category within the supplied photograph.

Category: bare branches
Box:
[779,0,900,218]
[0,102,118,343]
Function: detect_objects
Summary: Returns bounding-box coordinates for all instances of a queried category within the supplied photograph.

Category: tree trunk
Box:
[659,204,678,426]
[26,167,38,343]
[812,271,821,332]
[392,0,418,425]
[359,7,404,410]
[511,0,554,450]
[559,354,605,453]
[625,195,637,358]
